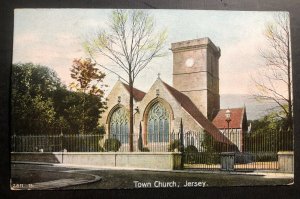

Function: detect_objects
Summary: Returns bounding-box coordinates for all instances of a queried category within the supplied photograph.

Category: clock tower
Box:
[171,38,221,120]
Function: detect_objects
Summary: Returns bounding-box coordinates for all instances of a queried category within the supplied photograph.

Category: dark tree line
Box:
[11,63,106,135]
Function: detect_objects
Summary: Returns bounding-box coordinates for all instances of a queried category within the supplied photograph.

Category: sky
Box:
[13,9,285,96]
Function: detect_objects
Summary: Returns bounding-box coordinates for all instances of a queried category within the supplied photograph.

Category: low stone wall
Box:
[278,151,294,173]
[11,152,182,170]
[11,152,63,163]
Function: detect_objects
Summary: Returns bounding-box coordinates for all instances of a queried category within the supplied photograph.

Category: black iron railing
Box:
[11,134,104,152]
[11,129,293,171]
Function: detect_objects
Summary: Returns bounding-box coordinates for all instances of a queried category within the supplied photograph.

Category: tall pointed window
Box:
[109,107,129,144]
[147,102,170,142]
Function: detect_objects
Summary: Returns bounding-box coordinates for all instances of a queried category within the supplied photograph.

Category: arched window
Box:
[109,107,129,144]
[147,102,170,143]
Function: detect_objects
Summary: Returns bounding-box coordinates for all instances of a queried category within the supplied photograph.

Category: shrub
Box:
[202,152,220,164]
[103,138,121,152]
[184,145,198,163]
[185,145,198,153]
[141,147,150,152]
[235,152,253,164]
[168,140,183,151]
[98,146,105,152]
[253,152,277,162]
[97,125,106,135]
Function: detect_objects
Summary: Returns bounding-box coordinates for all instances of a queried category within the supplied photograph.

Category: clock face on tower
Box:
[185,58,194,67]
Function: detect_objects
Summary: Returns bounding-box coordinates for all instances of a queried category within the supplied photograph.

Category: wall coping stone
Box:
[11,152,182,155]
[278,151,294,155]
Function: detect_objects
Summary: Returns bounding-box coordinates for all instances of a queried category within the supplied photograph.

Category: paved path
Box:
[11,163,101,190]
[11,163,293,189]
[24,178,100,190]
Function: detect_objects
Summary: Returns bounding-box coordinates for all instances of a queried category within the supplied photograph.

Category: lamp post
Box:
[225,108,231,151]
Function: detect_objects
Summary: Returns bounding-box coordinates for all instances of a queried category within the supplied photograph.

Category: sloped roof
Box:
[162,81,233,145]
[212,108,245,129]
[122,83,146,101]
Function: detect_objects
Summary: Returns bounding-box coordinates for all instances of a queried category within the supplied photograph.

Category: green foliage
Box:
[253,152,277,162]
[184,145,198,163]
[98,146,105,152]
[11,63,107,135]
[104,138,121,152]
[201,132,217,153]
[185,145,198,153]
[250,107,290,133]
[168,139,182,152]
[183,152,220,165]
[11,63,61,134]
[96,125,106,135]
[141,147,150,152]
[246,109,293,152]
[198,132,221,164]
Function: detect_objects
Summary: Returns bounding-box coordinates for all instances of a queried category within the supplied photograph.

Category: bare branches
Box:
[84,10,167,83]
[87,50,129,84]
[83,10,167,151]
[253,12,293,130]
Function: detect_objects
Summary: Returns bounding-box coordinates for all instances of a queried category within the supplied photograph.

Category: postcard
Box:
[10,9,294,190]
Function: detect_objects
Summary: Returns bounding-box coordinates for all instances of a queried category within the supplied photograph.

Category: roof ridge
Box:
[161,81,233,145]
[220,107,244,110]
[121,82,146,93]
[121,82,146,101]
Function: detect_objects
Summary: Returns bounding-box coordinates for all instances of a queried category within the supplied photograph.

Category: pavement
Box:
[11,163,102,190]
[10,161,294,190]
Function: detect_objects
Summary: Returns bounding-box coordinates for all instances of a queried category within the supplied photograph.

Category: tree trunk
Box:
[129,75,134,152]
[82,92,86,135]
[287,31,293,132]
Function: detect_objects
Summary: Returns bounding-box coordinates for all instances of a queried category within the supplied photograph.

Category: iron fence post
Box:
[180,118,184,153]
[179,118,184,169]
[138,122,143,151]
[60,129,63,152]
[13,133,16,152]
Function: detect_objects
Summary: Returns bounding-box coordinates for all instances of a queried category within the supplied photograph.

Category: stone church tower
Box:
[171,38,221,120]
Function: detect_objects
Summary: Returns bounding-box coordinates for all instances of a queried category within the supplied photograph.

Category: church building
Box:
[100,38,247,152]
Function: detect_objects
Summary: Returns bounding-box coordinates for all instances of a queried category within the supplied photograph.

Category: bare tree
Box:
[83,10,167,151]
[252,13,292,131]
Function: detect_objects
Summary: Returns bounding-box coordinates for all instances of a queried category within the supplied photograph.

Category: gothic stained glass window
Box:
[147,102,170,142]
[109,107,129,144]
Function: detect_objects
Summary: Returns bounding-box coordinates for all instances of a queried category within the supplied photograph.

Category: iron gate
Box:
[182,130,293,171]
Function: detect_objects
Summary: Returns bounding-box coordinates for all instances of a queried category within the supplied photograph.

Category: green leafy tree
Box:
[246,108,293,152]
[11,62,106,136]
[84,9,167,151]
[11,63,61,135]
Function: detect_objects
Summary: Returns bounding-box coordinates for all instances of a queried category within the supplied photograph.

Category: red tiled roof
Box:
[162,81,233,145]
[122,83,146,101]
[212,108,245,129]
